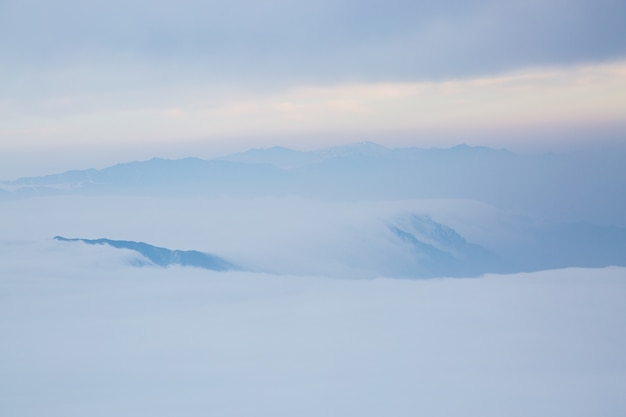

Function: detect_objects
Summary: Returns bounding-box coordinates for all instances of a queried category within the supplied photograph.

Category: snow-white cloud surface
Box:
[1,253,625,416]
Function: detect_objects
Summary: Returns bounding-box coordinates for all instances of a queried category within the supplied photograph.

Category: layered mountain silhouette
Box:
[2,142,624,228]
[4,158,286,197]
[54,236,237,271]
[3,142,626,277]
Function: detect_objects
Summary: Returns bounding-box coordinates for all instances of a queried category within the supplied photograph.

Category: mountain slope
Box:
[54,236,237,271]
[3,158,288,196]
[387,214,505,278]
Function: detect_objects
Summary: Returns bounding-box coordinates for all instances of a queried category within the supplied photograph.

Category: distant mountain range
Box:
[2,142,624,227]
[4,141,626,277]
[218,141,404,168]
[1,157,285,197]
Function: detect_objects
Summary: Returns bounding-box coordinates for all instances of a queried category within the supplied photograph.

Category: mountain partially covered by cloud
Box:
[2,249,625,416]
[2,0,624,174]
[388,214,503,278]
[1,142,624,278]
[2,201,620,279]
[1,157,286,197]
[2,0,625,413]
[3,142,625,227]
[53,236,238,271]
[47,212,504,278]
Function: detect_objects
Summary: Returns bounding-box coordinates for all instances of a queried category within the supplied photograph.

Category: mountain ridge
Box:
[2,143,507,183]
[54,236,238,271]
[2,142,624,228]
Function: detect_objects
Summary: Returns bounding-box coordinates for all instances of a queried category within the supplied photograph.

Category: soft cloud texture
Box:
[1,195,624,276]
[2,0,625,87]
[2,1,624,409]
[1,0,625,156]
[1,244,625,417]
[2,61,625,153]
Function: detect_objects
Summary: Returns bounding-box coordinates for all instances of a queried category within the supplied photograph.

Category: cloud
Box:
[1,249,625,416]
[1,0,624,157]
[0,239,146,273]
[1,187,625,414]
[2,194,625,277]
[2,60,624,150]
[1,0,625,95]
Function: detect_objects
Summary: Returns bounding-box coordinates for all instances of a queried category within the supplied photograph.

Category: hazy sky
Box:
[1,0,626,176]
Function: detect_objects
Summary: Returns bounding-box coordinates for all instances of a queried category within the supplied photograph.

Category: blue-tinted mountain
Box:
[386,215,506,278]
[219,142,502,169]
[2,142,625,227]
[219,142,392,169]
[3,158,288,197]
[54,236,237,271]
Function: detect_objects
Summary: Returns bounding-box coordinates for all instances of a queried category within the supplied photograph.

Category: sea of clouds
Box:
[1,241,625,416]
[2,142,626,416]
[1,193,626,416]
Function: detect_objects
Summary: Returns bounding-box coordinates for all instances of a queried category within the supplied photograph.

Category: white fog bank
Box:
[1,196,624,278]
[1,263,625,417]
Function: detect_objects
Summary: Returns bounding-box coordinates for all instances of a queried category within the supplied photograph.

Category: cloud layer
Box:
[1,255,625,416]
[2,0,625,158]
[3,0,625,86]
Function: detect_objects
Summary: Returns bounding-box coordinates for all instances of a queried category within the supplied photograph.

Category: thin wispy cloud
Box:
[2,0,625,84]
[2,61,625,151]
[2,248,625,416]
[1,1,625,413]
[1,0,624,168]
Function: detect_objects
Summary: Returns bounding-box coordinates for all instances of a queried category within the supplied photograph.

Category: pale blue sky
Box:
[1,0,625,177]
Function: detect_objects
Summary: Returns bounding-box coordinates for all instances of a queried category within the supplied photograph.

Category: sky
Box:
[3,3,626,411]
[1,0,626,177]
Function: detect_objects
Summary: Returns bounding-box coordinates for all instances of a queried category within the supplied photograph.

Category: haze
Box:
[1,1,625,416]
[1,0,626,177]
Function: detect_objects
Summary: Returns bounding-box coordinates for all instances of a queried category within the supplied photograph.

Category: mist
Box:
[1,138,626,416]
[2,0,625,412]
[2,239,625,416]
